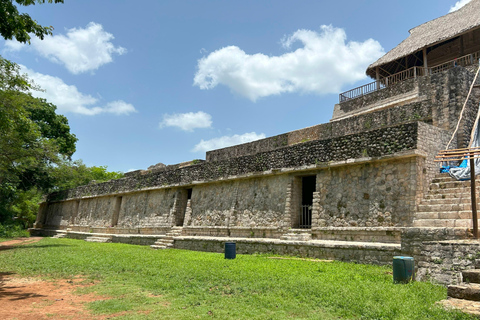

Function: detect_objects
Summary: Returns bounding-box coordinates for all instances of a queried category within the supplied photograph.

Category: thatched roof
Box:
[366,0,480,78]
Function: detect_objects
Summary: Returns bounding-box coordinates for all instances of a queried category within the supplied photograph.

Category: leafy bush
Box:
[0,223,29,238]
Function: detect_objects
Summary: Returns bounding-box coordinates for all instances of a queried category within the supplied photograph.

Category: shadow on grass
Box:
[0,272,46,301]
[0,244,71,252]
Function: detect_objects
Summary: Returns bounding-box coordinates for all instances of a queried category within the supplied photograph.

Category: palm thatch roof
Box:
[366,0,480,78]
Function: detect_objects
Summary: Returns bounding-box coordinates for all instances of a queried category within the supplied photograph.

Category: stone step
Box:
[51,233,66,239]
[448,283,480,301]
[415,211,473,220]
[85,236,112,243]
[431,175,477,183]
[425,192,472,200]
[429,182,473,191]
[150,245,167,249]
[438,298,480,317]
[412,219,473,228]
[420,198,472,205]
[428,188,477,197]
[463,270,480,284]
[417,204,471,212]
[280,233,312,241]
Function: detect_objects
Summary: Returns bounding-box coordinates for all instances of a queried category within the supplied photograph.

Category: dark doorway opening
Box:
[300,176,316,228]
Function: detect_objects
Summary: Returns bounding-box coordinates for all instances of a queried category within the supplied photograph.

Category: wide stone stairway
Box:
[413,173,479,228]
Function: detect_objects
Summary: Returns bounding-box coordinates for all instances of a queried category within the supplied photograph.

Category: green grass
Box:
[0,238,474,320]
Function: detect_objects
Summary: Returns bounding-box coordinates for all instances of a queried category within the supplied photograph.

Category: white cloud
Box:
[160,111,212,131]
[102,100,137,115]
[192,132,266,153]
[194,25,384,101]
[449,0,471,12]
[4,40,26,52]
[8,22,126,74]
[20,65,137,116]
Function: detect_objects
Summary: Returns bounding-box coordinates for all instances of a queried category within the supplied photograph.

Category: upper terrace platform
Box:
[333,52,479,121]
[335,0,479,120]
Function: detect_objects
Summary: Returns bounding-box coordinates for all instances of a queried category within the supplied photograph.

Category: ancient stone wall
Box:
[186,175,289,229]
[174,237,401,265]
[206,66,478,162]
[206,103,431,162]
[416,240,480,285]
[315,158,417,228]
[333,76,420,120]
[47,122,419,202]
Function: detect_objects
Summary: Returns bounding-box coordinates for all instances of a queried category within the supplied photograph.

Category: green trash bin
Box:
[393,256,414,283]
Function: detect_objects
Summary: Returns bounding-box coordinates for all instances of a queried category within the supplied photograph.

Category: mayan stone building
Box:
[32,0,480,284]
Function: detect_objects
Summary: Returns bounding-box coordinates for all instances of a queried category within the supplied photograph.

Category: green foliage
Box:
[0,238,475,320]
[0,223,30,238]
[0,56,77,225]
[50,159,124,191]
[0,0,64,44]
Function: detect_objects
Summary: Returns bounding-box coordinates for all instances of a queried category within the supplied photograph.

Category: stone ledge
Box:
[174,235,400,251]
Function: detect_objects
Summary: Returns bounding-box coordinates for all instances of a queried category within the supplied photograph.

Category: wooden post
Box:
[470,154,478,238]
[376,67,380,90]
[423,47,428,69]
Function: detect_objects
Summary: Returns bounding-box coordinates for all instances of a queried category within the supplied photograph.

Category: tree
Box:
[0,0,64,44]
[0,57,77,225]
[50,159,124,191]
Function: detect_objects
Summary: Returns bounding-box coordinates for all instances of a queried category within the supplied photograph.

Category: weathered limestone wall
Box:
[416,239,480,285]
[117,189,177,229]
[46,122,420,203]
[39,189,179,234]
[316,158,417,228]
[187,175,288,229]
[36,121,451,235]
[206,104,430,162]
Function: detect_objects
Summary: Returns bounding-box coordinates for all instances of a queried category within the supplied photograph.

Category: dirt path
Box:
[0,274,114,320]
[0,237,43,248]
[0,237,116,319]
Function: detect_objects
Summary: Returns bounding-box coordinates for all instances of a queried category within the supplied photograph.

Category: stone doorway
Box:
[300,176,316,228]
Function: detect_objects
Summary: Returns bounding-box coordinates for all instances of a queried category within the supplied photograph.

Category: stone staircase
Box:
[280,229,312,241]
[51,233,66,239]
[441,269,480,317]
[85,235,112,243]
[413,173,479,228]
[151,226,183,249]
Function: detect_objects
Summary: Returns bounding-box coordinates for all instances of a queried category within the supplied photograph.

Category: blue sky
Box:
[1,0,472,172]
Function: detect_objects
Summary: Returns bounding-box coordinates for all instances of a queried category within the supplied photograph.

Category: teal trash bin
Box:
[225,242,236,259]
[393,256,414,283]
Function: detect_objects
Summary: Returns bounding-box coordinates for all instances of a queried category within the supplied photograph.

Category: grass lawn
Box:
[0,237,474,320]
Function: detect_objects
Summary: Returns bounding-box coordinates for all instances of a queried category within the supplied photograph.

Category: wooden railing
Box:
[430,52,480,74]
[339,51,480,103]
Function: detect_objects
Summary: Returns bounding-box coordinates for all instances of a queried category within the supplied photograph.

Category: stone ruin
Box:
[31,0,480,286]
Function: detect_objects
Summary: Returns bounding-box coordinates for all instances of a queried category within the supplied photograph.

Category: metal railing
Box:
[339,51,480,103]
[299,205,312,229]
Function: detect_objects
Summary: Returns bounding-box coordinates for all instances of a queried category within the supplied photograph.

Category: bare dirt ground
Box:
[0,237,119,320]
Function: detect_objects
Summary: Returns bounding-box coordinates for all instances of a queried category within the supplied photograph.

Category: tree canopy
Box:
[0,0,64,44]
[0,1,125,228]
[0,57,125,226]
[0,57,78,224]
